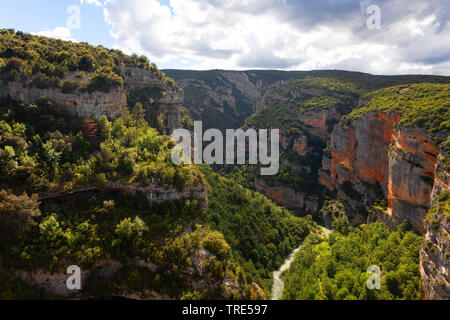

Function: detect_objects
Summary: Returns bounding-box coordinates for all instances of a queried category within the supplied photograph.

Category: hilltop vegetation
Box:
[245,77,362,131]
[165,69,450,131]
[0,29,178,93]
[347,83,450,133]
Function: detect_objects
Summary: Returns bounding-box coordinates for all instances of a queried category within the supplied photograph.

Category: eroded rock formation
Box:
[319,111,444,233]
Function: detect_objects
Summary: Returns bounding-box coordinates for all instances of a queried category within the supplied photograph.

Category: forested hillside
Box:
[0,31,315,300]
[282,221,424,300]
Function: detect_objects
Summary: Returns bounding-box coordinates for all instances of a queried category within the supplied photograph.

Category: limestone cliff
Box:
[420,145,450,299]
[0,80,126,119]
[319,111,445,233]
[123,67,183,133]
[255,176,306,211]
[0,66,183,133]
[39,181,208,210]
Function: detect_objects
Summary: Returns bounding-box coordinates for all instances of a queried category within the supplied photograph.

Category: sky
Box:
[0,0,449,75]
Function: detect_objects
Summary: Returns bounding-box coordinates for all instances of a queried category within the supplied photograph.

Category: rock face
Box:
[420,146,450,300]
[420,197,450,300]
[15,247,261,299]
[123,67,183,133]
[319,111,443,233]
[0,67,183,133]
[164,69,298,131]
[39,181,208,210]
[0,81,126,119]
[255,177,306,211]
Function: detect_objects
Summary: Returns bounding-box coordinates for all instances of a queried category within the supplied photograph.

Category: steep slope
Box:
[282,222,424,300]
[0,31,316,300]
[242,77,363,213]
[321,83,449,232]
[0,98,237,299]
[229,79,450,299]
[420,191,450,299]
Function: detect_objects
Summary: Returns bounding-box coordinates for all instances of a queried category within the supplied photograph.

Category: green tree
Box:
[0,189,41,241]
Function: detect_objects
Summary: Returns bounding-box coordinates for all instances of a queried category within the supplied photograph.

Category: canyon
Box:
[172,74,449,299]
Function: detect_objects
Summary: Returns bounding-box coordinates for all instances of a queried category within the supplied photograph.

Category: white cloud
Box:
[102,0,450,75]
[35,27,75,41]
[81,0,103,6]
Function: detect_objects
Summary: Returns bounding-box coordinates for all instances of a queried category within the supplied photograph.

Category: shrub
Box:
[86,66,124,93]
[61,80,80,93]
[78,53,95,72]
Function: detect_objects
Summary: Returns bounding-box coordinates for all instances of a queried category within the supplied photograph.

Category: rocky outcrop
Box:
[320,111,445,233]
[300,109,343,141]
[0,81,126,119]
[15,260,123,298]
[292,136,308,157]
[255,177,318,212]
[420,196,450,300]
[255,177,305,210]
[123,67,183,133]
[39,181,208,209]
[0,67,183,133]
[15,247,258,299]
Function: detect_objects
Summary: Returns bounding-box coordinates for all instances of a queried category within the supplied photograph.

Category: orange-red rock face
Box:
[302,113,327,131]
[299,111,330,140]
[293,137,308,157]
[321,111,442,233]
[255,177,306,210]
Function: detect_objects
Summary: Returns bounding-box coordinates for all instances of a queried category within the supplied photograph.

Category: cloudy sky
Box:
[1,0,449,75]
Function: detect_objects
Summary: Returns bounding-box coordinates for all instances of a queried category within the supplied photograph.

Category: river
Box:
[271,227,331,300]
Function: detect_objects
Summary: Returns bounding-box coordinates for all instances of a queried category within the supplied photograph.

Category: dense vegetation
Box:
[348,83,450,133]
[1,30,448,300]
[0,85,313,299]
[282,221,424,300]
[0,29,179,93]
[202,166,315,295]
[0,97,204,195]
[165,68,450,132]
[0,96,246,299]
